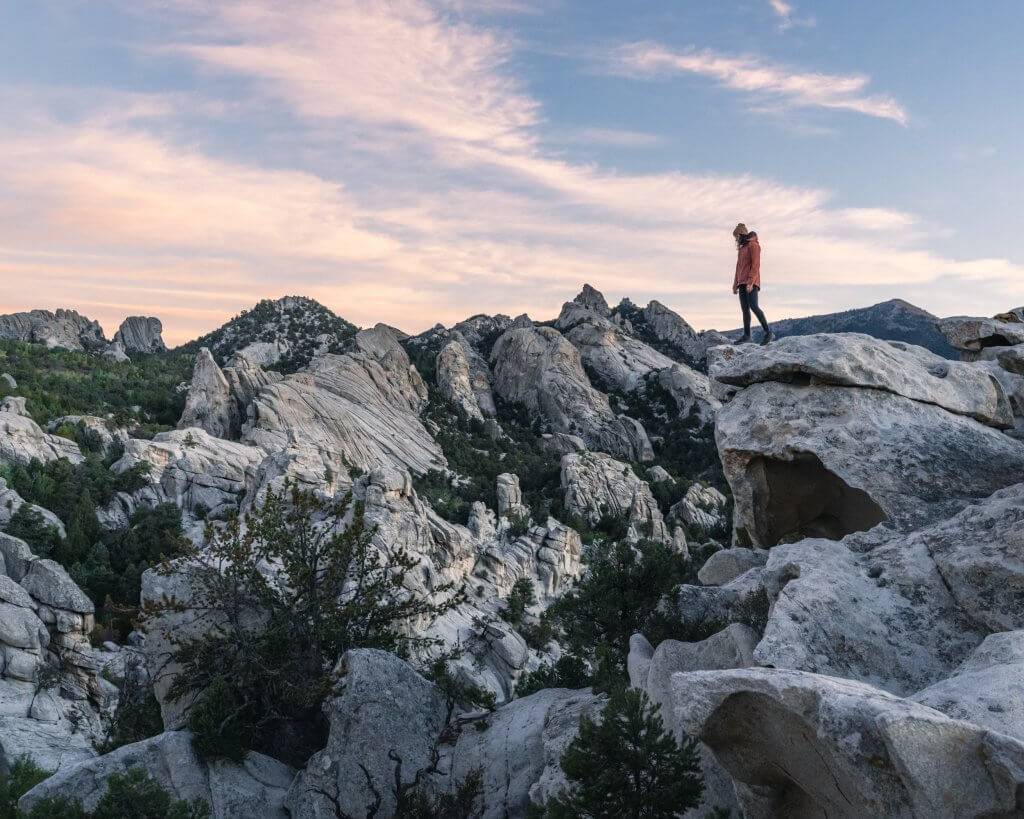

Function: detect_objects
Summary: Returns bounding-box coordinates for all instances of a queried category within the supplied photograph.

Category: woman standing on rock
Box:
[732,223,772,345]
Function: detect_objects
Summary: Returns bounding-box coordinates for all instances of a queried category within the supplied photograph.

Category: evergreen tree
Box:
[145,484,464,765]
[544,689,703,819]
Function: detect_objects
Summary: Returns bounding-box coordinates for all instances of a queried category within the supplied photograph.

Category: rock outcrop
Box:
[113,316,166,355]
[667,483,728,535]
[560,451,669,542]
[490,324,652,461]
[0,477,65,537]
[286,649,600,819]
[106,427,265,531]
[436,332,497,421]
[712,334,1024,546]
[0,398,83,467]
[0,533,107,773]
[939,311,1024,353]
[243,328,443,477]
[19,731,294,818]
[0,309,106,351]
[178,348,281,440]
[555,297,676,393]
[663,667,1024,819]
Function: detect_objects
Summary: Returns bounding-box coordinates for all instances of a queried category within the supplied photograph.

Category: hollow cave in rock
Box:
[704,692,863,818]
[745,452,887,546]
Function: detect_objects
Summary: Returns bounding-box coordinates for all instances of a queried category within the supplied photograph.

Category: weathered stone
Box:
[0,309,106,351]
[939,313,1024,352]
[0,405,83,467]
[697,548,767,586]
[668,483,728,535]
[46,416,128,458]
[111,428,264,527]
[19,731,293,818]
[754,485,1024,696]
[113,316,166,355]
[286,650,449,819]
[0,374,15,391]
[717,380,1024,547]
[646,465,673,483]
[438,687,602,818]
[20,560,94,614]
[244,346,443,477]
[556,298,676,393]
[665,667,1024,819]
[656,364,720,424]
[911,631,1024,743]
[710,333,1014,428]
[436,333,496,421]
[560,451,668,542]
[490,325,651,462]
[496,473,528,520]
[0,478,65,538]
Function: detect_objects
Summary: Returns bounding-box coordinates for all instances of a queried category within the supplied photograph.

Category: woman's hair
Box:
[733,222,749,247]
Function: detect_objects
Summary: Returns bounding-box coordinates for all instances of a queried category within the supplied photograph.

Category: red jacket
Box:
[733,233,761,290]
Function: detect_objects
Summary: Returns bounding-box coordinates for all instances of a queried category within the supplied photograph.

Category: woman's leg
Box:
[738,289,752,335]
[747,287,770,332]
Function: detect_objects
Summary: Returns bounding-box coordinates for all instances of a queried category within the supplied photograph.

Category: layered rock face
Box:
[244,328,443,477]
[105,427,265,531]
[711,334,1024,546]
[0,309,106,351]
[490,324,652,461]
[113,316,166,355]
[0,534,108,773]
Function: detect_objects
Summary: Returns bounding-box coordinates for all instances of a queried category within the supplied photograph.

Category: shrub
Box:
[146,484,464,766]
[543,689,703,818]
[0,757,50,819]
[97,657,164,754]
[500,578,536,627]
[92,768,209,819]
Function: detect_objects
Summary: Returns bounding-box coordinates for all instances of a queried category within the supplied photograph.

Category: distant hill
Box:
[726,299,957,358]
[178,296,358,373]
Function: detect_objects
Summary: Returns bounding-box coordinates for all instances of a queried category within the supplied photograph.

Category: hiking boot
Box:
[760,330,773,345]
[733,334,751,345]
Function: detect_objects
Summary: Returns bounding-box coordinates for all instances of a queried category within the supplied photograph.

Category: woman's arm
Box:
[746,241,761,291]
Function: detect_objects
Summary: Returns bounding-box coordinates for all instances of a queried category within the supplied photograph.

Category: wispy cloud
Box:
[768,0,815,31]
[614,43,907,125]
[0,0,1016,345]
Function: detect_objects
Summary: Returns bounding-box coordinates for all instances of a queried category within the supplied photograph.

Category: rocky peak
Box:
[0,308,107,352]
[113,316,166,355]
[572,283,611,316]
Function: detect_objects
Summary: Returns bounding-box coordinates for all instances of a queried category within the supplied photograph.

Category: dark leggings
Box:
[739,286,769,335]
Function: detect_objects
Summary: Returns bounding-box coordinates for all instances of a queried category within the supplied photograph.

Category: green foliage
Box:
[180,297,357,374]
[4,455,184,636]
[3,505,62,558]
[424,656,497,714]
[520,539,696,695]
[147,484,464,765]
[24,796,88,819]
[87,768,208,819]
[395,768,483,819]
[516,654,591,698]
[0,340,192,428]
[543,689,703,819]
[0,757,50,819]
[500,578,537,627]
[97,658,164,754]
[413,397,563,526]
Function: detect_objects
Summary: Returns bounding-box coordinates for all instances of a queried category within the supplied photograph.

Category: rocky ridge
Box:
[6,293,1024,818]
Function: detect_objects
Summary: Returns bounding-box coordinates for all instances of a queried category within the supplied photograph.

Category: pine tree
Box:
[544,688,703,819]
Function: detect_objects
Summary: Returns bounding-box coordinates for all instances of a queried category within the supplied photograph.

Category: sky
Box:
[1,1,1022,346]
